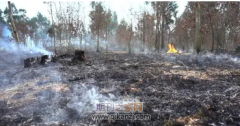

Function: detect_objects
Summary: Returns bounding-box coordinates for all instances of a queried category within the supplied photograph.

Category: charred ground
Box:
[0,50,240,126]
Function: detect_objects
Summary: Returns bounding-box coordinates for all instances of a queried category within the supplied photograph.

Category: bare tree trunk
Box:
[142,11,146,52]
[160,15,165,50]
[96,5,100,52]
[97,24,100,52]
[65,33,68,52]
[160,3,166,50]
[194,2,201,54]
[216,22,220,50]
[106,23,108,53]
[207,5,215,52]
[85,35,87,51]
[128,37,131,54]
[79,33,82,49]
[69,35,71,51]
[210,19,215,52]
[50,2,57,54]
[128,21,133,54]
[155,2,160,52]
[58,28,62,49]
[8,1,20,43]
[83,10,87,51]
[58,2,62,49]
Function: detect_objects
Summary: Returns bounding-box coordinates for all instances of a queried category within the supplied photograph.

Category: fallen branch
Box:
[177,61,189,71]
[23,55,55,68]
[68,77,84,82]
[147,71,157,79]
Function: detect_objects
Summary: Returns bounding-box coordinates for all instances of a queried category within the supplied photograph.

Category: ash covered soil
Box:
[1,50,240,126]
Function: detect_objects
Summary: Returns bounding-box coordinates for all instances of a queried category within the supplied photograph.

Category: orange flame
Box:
[167,43,179,53]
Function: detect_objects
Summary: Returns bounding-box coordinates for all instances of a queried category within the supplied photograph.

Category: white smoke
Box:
[0,26,52,56]
[2,26,12,38]
[0,39,52,55]
[159,51,240,66]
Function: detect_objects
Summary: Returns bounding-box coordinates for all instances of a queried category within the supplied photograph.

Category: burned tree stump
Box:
[74,50,85,61]
[71,50,91,65]
[71,50,85,64]
[24,57,37,68]
[40,55,49,64]
[51,54,58,62]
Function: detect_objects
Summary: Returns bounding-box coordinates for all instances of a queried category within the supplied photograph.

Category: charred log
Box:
[57,54,74,59]
[68,76,85,82]
[24,55,53,68]
[23,50,91,68]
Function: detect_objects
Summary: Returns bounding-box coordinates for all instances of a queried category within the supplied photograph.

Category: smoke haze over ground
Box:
[1,39,240,125]
[0,34,138,125]
[0,26,52,57]
[1,21,240,125]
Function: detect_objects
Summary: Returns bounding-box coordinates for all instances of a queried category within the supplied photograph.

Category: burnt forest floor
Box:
[0,50,240,126]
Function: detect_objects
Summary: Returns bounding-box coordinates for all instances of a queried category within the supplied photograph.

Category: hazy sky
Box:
[0,1,188,30]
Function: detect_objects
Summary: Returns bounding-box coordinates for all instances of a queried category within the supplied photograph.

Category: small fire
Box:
[167,43,179,53]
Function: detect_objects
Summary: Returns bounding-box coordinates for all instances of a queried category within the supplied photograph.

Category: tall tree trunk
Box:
[97,24,100,52]
[59,2,62,49]
[85,35,87,51]
[8,1,20,43]
[194,2,201,54]
[65,33,68,52]
[217,22,225,50]
[68,34,71,52]
[216,22,220,50]
[210,20,215,52]
[160,15,165,50]
[155,2,160,52]
[50,2,57,54]
[106,23,108,53]
[96,5,100,52]
[142,11,146,52]
[59,32,62,48]
[128,22,132,54]
[79,33,82,49]
[207,5,215,52]
[53,31,56,54]
[160,2,166,50]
